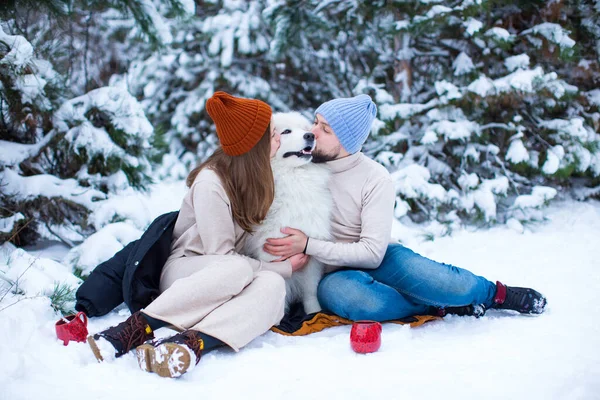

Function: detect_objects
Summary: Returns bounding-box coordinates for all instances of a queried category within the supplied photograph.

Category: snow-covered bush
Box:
[124,0,287,178]
[0,26,159,245]
[0,242,81,315]
[3,0,600,246]
[359,0,600,227]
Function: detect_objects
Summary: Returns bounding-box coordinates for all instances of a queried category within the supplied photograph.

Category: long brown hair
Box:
[186,125,274,232]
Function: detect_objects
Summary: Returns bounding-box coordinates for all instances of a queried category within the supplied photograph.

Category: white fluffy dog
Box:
[243,112,333,314]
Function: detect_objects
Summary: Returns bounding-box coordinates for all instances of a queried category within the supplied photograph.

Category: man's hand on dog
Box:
[264,227,308,261]
[288,253,310,272]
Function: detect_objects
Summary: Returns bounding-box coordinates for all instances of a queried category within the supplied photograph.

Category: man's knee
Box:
[318,270,371,301]
[322,292,393,321]
[317,271,393,321]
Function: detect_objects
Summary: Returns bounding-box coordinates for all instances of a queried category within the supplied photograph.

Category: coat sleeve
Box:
[75,240,136,317]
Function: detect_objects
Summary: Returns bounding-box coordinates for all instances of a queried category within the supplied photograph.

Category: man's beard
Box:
[312,145,341,163]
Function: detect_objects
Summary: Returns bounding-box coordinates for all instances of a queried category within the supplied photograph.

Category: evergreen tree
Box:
[358,0,600,230]
[125,0,287,177]
[0,1,188,245]
[2,0,599,247]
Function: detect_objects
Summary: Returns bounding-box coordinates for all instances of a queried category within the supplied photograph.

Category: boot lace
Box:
[181,331,204,364]
[103,312,152,355]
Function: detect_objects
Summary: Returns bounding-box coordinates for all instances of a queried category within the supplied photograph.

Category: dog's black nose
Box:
[304,132,315,141]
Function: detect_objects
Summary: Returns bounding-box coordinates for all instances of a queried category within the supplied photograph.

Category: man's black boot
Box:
[432,304,487,318]
[492,281,547,314]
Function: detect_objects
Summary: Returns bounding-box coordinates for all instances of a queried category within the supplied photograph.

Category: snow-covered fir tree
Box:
[0,1,193,245]
[2,0,599,247]
[124,0,291,178]
[356,0,600,231]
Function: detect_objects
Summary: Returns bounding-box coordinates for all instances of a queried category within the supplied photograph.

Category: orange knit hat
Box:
[205,91,272,156]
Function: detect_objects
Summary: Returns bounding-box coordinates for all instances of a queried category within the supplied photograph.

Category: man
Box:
[264,94,546,320]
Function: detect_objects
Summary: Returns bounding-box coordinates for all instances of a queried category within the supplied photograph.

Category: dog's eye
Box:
[281,129,291,135]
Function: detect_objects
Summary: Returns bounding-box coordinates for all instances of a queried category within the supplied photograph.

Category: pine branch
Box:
[46,282,76,315]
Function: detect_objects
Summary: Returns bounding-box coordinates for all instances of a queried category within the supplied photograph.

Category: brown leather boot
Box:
[136,330,204,378]
[87,311,154,362]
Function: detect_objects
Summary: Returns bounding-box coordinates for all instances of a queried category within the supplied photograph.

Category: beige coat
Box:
[143,168,289,351]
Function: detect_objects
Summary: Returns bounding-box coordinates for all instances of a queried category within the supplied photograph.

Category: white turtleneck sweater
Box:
[304,152,396,273]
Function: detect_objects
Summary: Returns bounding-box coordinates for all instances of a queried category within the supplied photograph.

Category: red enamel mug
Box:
[55,312,88,346]
[350,320,382,354]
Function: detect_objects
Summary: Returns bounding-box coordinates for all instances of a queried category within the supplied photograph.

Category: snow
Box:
[504,54,530,72]
[2,199,600,399]
[0,212,25,234]
[177,0,196,14]
[573,144,592,173]
[0,168,105,207]
[484,27,512,42]
[512,186,557,210]
[586,89,600,106]
[470,177,509,221]
[392,164,448,203]
[453,52,475,76]
[64,223,143,276]
[139,0,173,45]
[379,101,434,120]
[505,218,524,233]
[54,86,154,143]
[506,139,530,164]
[1,245,81,296]
[494,67,544,93]
[65,122,128,160]
[0,26,34,68]
[458,173,479,190]
[542,145,565,175]
[466,67,569,98]
[462,17,483,36]
[14,74,47,104]
[0,131,58,167]
[435,80,462,99]
[423,119,478,143]
[539,118,591,142]
[521,23,576,49]
[354,79,395,104]
[413,5,452,22]
[466,75,492,97]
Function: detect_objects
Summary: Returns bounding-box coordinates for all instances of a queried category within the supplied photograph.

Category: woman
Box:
[87,92,309,378]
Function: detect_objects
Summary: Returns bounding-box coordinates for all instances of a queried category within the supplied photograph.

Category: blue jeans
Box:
[317,244,497,321]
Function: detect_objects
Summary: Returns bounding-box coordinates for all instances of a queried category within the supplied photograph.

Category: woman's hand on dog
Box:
[264,227,308,259]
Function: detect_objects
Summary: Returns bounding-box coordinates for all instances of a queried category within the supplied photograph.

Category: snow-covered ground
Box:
[1,195,599,400]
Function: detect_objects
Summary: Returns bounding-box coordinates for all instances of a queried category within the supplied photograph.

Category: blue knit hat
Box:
[314,94,377,154]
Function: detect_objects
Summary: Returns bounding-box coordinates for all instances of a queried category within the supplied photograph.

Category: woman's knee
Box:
[201,256,255,292]
[255,270,287,298]
[254,270,286,322]
[170,256,254,296]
